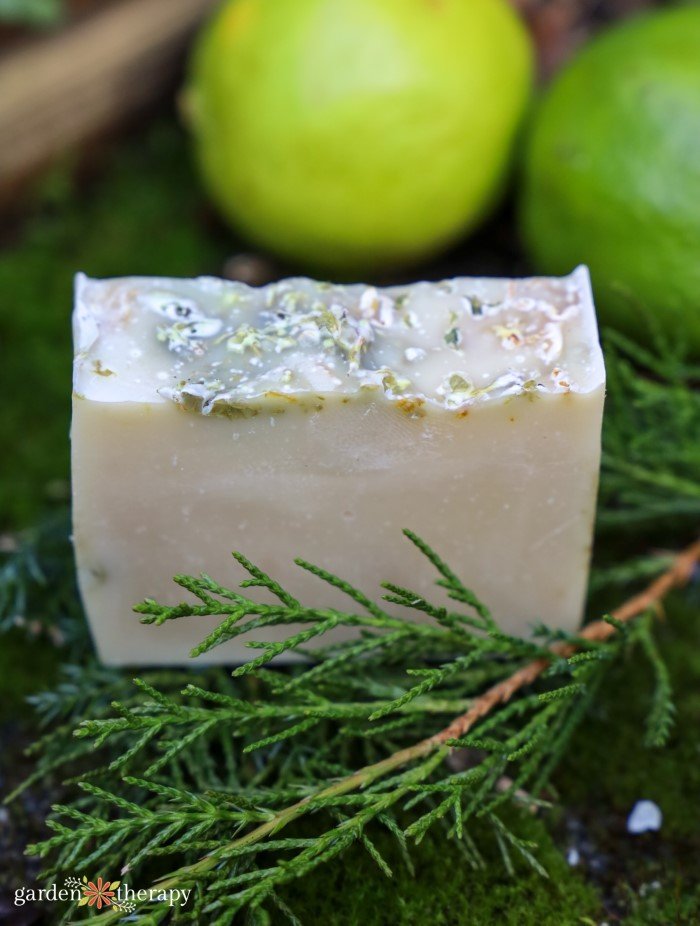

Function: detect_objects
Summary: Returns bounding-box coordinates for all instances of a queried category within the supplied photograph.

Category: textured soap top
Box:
[73,267,604,415]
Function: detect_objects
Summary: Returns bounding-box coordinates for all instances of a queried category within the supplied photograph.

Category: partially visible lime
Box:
[520,6,700,352]
[185,0,532,276]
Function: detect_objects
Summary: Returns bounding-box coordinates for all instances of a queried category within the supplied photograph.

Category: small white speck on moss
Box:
[566,847,580,866]
[627,800,662,834]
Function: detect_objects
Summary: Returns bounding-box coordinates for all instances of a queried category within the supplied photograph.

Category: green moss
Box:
[624,882,700,925]
[0,120,229,528]
[281,812,599,926]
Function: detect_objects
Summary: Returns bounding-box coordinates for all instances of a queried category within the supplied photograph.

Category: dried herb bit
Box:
[445,327,462,348]
[91,360,115,377]
[444,309,464,349]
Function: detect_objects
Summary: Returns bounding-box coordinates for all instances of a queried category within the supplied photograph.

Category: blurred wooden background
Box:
[0,0,657,197]
[0,0,218,195]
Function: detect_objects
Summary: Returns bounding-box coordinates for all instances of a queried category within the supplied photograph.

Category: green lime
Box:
[185,0,532,276]
[520,6,700,353]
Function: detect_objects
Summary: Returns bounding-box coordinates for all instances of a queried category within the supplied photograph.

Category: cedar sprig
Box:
[598,329,700,531]
[0,510,83,648]
[15,531,697,925]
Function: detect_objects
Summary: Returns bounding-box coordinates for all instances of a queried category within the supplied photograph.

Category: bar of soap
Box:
[72,268,605,665]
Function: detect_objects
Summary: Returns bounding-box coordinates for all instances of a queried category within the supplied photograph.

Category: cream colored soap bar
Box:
[72,268,605,665]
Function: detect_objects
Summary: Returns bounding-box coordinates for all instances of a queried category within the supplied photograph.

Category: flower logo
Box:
[78,876,120,910]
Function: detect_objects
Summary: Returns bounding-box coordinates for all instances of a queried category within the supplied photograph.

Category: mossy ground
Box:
[279,813,600,926]
[0,118,698,925]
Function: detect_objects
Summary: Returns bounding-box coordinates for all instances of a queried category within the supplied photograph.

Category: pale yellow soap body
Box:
[71,270,605,665]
